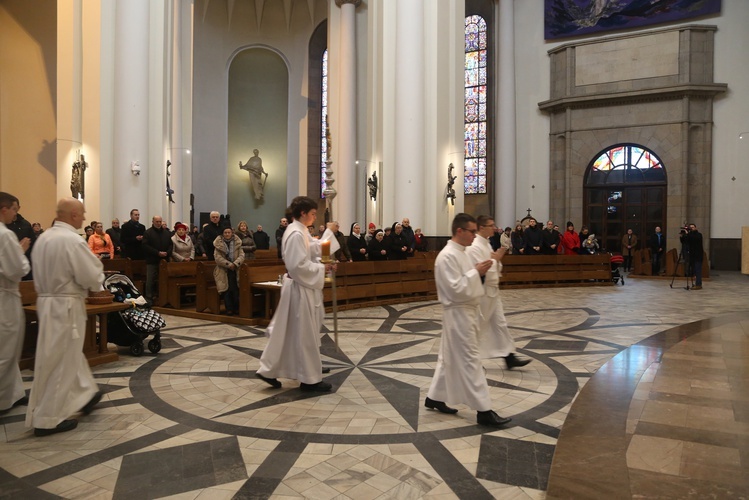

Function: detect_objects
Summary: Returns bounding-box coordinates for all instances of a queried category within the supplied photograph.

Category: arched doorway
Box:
[584,144,667,253]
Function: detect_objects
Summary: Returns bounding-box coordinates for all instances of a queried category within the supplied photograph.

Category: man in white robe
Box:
[256,196,338,392]
[425,213,512,427]
[0,192,31,412]
[26,198,104,436]
[467,215,531,369]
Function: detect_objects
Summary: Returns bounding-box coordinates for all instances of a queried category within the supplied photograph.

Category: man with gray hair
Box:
[26,198,104,436]
[202,211,223,260]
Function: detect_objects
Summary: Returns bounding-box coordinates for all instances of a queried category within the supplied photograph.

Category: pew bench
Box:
[238,264,288,320]
[501,254,612,288]
[196,261,221,314]
[157,260,198,308]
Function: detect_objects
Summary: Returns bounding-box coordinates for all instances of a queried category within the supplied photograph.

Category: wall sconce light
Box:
[130,161,141,176]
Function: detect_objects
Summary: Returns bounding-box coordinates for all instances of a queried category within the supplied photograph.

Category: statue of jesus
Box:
[239,149,268,200]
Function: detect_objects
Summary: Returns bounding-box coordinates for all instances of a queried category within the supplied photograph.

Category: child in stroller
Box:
[104,273,165,356]
[610,254,625,285]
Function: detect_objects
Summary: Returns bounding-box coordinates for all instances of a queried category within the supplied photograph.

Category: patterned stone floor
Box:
[1,271,747,499]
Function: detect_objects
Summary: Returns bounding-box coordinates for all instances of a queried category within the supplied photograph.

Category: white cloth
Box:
[26,221,104,429]
[466,235,515,358]
[427,239,492,411]
[257,220,327,384]
[0,222,30,410]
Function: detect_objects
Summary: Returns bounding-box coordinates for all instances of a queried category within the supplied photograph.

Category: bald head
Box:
[56,198,86,229]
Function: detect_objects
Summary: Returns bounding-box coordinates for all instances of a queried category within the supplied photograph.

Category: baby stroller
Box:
[610,254,625,285]
[104,273,165,356]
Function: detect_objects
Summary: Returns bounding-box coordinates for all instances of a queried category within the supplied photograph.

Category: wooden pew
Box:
[103,257,147,294]
[501,254,612,288]
[196,261,220,314]
[157,260,198,308]
[238,264,288,319]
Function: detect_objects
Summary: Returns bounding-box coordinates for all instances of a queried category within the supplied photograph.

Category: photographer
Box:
[680,224,704,290]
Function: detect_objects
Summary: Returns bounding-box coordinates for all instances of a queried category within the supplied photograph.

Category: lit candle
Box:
[321,240,330,258]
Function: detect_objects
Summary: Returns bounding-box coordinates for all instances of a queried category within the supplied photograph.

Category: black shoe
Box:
[81,391,103,415]
[424,397,458,414]
[505,353,531,370]
[477,410,511,427]
[13,396,29,407]
[300,381,332,392]
[34,419,78,437]
[255,372,282,388]
[322,367,331,374]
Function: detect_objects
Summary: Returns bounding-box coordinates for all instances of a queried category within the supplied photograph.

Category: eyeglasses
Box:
[480,224,496,228]
[459,227,477,234]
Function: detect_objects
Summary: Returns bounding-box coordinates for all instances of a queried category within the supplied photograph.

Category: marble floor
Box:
[1,272,747,499]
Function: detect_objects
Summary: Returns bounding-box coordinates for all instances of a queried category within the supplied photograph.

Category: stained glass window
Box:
[586,144,665,186]
[464,15,488,194]
[321,49,329,197]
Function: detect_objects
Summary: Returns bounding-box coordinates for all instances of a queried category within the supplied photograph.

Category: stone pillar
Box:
[113,0,150,219]
[333,0,360,229]
[496,0,516,225]
[394,0,425,224]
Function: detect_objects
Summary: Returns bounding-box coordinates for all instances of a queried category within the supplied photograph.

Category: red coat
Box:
[560,230,580,255]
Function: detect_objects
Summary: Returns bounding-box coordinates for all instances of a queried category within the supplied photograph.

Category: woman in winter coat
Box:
[236,220,256,260]
[347,222,368,261]
[213,227,245,315]
[367,229,388,261]
[511,224,526,255]
[170,222,195,261]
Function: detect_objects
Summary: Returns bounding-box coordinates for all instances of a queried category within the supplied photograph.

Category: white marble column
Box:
[496,0,516,225]
[333,0,360,230]
[394,0,425,224]
[113,0,150,219]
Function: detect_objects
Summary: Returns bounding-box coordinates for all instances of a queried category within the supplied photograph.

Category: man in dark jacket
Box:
[400,218,416,257]
[9,212,35,280]
[524,218,543,255]
[332,221,352,262]
[202,211,223,260]
[542,220,561,255]
[106,218,122,256]
[275,217,288,258]
[253,225,270,249]
[683,224,704,290]
[142,215,173,301]
[120,209,146,260]
[650,226,665,275]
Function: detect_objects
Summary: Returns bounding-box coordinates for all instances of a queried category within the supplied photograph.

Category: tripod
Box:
[669,250,694,290]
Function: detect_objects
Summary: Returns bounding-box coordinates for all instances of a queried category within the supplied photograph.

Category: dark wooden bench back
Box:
[158,261,199,307]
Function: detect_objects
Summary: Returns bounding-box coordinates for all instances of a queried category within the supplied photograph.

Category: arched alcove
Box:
[227,48,288,229]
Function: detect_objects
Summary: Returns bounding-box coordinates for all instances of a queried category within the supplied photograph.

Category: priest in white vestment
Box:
[26,198,104,436]
[0,192,31,411]
[256,196,338,392]
[466,215,531,369]
[425,213,512,427]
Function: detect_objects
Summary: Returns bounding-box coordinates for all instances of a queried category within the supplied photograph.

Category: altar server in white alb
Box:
[256,196,338,392]
[425,213,512,427]
[467,215,531,370]
[0,192,31,412]
[26,198,104,436]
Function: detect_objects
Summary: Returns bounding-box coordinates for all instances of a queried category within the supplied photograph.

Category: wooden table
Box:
[24,301,128,367]
[251,281,283,324]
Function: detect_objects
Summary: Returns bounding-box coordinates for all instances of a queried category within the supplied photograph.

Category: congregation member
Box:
[365,222,377,244]
[120,209,146,260]
[213,226,244,315]
[32,222,43,238]
[0,192,31,412]
[142,215,173,301]
[582,233,600,254]
[332,221,352,262]
[560,221,580,255]
[348,222,368,261]
[367,229,388,261]
[275,217,289,258]
[683,223,704,290]
[253,224,270,249]
[195,223,209,257]
[500,226,512,254]
[87,222,115,260]
[414,228,428,252]
[468,216,532,370]
[650,226,665,275]
[424,213,512,428]
[387,222,409,260]
[542,220,561,255]
[106,218,122,255]
[26,198,104,436]
[578,226,592,255]
[511,223,526,255]
[524,217,543,255]
[622,228,638,271]
[488,225,502,251]
[401,218,416,257]
[170,222,195,262]
[202,211,223,260]
[256,196,337,392]
[236,221,256,260]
